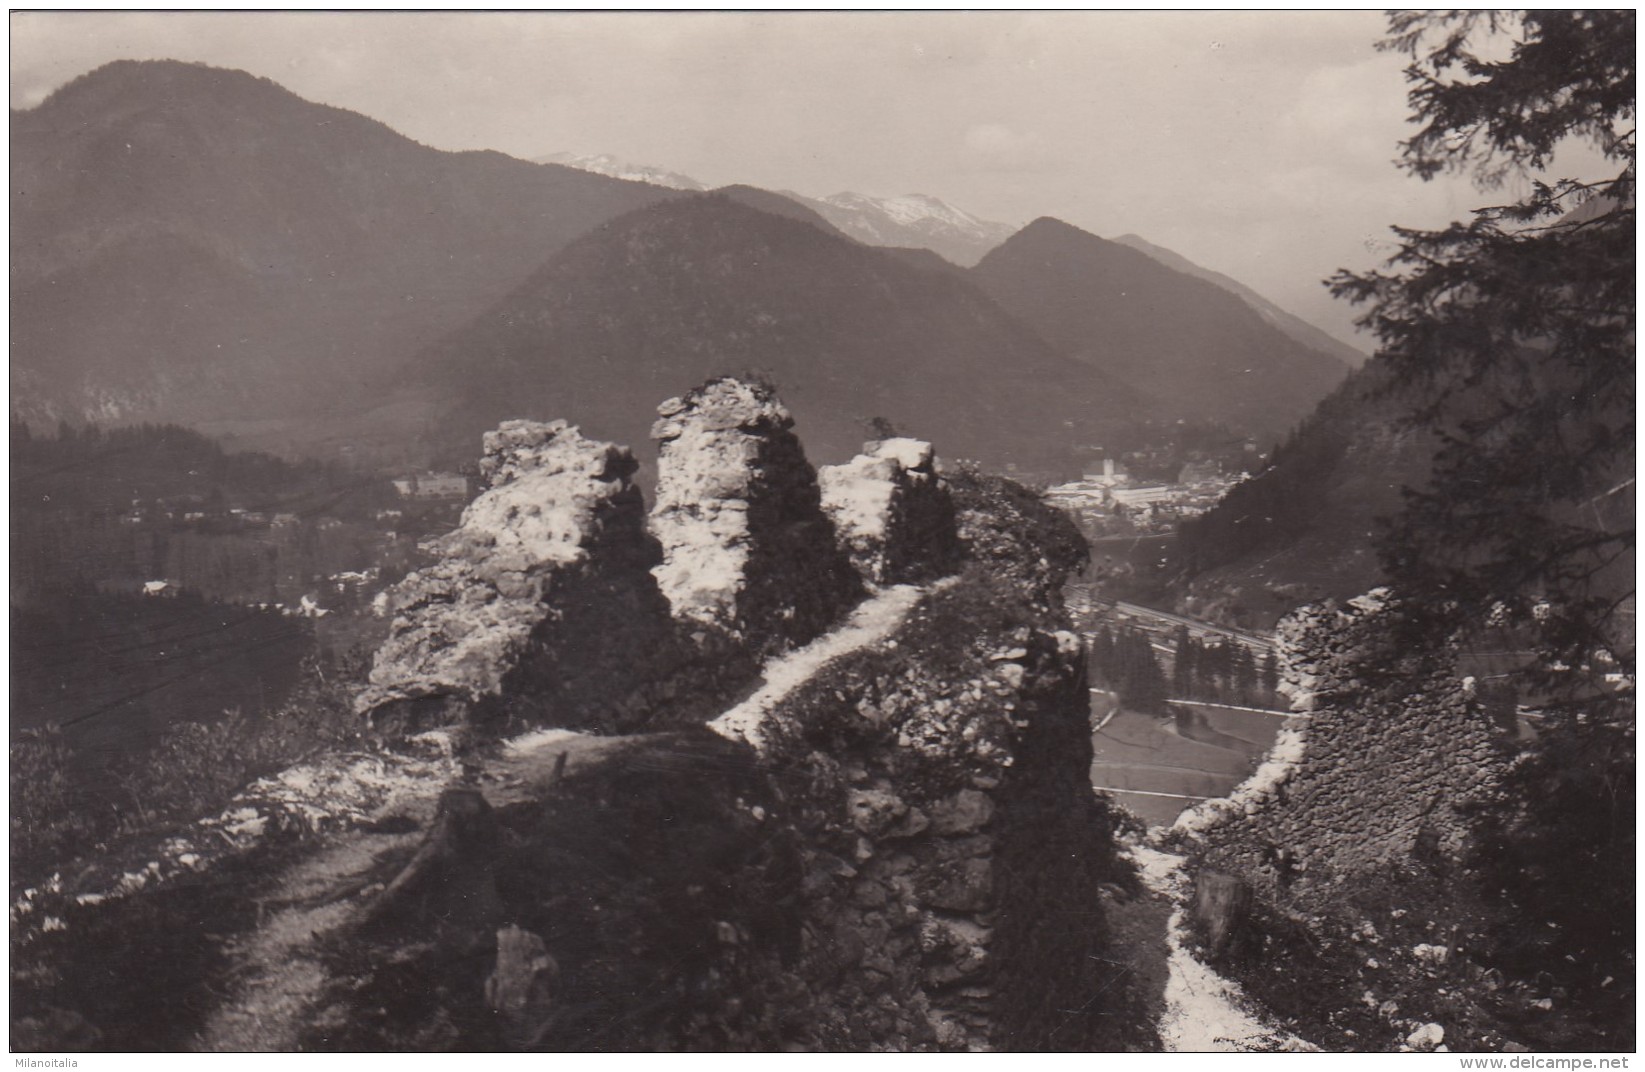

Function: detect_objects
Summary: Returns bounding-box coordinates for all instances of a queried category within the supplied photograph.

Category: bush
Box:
[946,464,1088,599]
[10,652,364,885]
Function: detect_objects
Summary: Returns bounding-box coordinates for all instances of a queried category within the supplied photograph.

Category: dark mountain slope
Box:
[970,218,1349,438]
[11,60,680,441]
[878,246,971,279]
[390,194,1143,472]
[1111,233,1367,368]
[710,184,853,240]
[1171,359,1434,628]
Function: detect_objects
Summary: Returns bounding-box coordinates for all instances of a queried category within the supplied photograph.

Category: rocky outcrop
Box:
[819,438,960,586]
[357,420,702,736]
[649,378,862,657]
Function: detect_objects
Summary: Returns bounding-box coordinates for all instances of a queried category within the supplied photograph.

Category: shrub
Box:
[9,652,364,885]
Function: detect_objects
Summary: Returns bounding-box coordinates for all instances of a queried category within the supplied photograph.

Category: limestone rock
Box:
[357,420,675,735]
[486,924,559,1049]
[649,378,861,655]
[927,789,995,836]
[819,438,960,586]
[1406,1022,1445,1051]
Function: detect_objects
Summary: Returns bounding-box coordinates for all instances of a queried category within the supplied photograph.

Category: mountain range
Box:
[536,151,1370,368]
[532,151,707,191]
[11,60,680,441]
[968,218,1349,435]
[13,59,1354,474]
[1111,234,1366,368]
[532,152,1019,268]
[381,194,1136,471]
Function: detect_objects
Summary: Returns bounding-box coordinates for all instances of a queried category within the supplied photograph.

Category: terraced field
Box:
[1091,700,1291,826]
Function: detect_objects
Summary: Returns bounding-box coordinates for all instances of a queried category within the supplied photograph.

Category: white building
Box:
[392,472,469,500]
[1110,485,1176,508]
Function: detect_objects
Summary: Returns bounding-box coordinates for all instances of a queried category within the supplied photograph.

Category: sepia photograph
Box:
[8,8,1634,1055]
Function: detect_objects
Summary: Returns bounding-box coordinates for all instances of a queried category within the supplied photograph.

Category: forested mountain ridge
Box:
[1170,359,1433,628]
[1111,233,1366,368]
[971,218,1350,441]
[10,59,681,444]
[385,193,1146,473]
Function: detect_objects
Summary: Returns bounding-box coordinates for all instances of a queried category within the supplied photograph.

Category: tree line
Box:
[1089,623,1281,714]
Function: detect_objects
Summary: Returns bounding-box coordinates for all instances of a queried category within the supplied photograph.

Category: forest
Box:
[1087,623,1280,714]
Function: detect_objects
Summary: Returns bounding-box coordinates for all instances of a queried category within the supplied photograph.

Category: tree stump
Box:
[1191,870,1252,961]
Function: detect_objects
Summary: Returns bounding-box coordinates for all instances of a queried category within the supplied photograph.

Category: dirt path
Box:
[1123,843,1313,1053]
[1094,705,1315,1053]
[191,729,646,1051]
[710,582,938,749]
[193,816,435,1050]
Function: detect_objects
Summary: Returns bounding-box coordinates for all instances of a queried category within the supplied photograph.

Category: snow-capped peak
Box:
[822,191,997,232]
[534,151,706,191]
[795,190,1018,265]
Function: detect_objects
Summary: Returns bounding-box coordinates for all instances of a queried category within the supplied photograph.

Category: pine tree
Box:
[1328,10,1634,690]
[1230,646,1256,706]
[1259,650,1281,707]
[1327,12,1633,1025]
[1170,624,1194,697]
[1119,628,1169,715]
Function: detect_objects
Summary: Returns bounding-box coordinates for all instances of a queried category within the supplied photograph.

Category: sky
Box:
[11,10,1518,350]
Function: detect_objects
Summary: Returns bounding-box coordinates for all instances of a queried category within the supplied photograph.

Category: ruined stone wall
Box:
[287,461,1138,1052]
[357,419,748,737]
[650,378,863,658]
[747,594,1140,1050]
[1181,591,1508,901]
[819,438,960,587]
[703,475,1143,1051]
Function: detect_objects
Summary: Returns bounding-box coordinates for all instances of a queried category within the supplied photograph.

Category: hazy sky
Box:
[12,10,1512,349]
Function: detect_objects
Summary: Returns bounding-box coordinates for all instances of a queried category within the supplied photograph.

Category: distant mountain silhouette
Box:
[970,218,1349,438]
[11,60,681,441]
[386,194,1142,473]
[515,148,1016,268]
[1111,233,1366,368]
